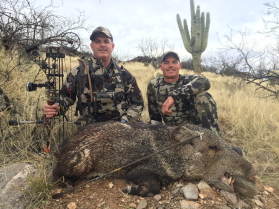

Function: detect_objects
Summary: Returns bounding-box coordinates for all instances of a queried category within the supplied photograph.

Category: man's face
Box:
[90,33,115,60]
[160,55,181,80]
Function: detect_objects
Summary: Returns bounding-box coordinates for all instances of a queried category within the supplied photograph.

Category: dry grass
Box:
[1,54,279,207]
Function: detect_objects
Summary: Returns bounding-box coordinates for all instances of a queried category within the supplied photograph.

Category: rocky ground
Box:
[45,177,279,209]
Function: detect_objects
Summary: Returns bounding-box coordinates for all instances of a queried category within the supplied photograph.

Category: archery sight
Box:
[9,32,81,125]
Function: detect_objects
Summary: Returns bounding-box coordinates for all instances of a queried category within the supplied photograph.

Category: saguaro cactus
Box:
[177,0,210,74]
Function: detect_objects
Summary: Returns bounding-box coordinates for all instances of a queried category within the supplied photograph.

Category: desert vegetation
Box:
[1,54,279,207]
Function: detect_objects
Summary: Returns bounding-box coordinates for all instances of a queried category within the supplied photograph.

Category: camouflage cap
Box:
[161,51,180,63]
[90,26,113,41]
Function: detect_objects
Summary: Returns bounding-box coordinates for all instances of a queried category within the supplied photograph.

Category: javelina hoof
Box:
[56,177,75,189]
[122,185,157,197]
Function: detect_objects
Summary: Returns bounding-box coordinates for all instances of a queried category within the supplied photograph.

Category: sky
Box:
[37,0,276,60]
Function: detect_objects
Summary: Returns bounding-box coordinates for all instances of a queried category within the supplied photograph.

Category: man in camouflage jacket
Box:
[44,26,143,123]
[147,51,220,134]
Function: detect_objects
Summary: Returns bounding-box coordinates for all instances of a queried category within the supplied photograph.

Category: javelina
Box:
[53,121,257,197]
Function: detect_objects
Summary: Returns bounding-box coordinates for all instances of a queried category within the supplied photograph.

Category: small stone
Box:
[238,199,250,208]
[136,199,148,209]
[180,200,200,209]
[85,184,90,187]
[216,205,231,209]
[97,201,105,207]
[199,199,204,204]
[67,202,77,209]
[52,188,62,194]
[264,185,275,193]
[160,200,170,204]
[264,191,269,195]
[197,181,219,200]
[199,193,207,199]
[171,188,180,195]
[129,203,137,208]
[176,183,184,187]
[154,194,161,201]
[220,190,237,204]
[254,199,263,207]
[180,183,199,200]
[108,182,113,188]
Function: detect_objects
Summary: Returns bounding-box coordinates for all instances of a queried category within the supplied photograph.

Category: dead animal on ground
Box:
[53,121,257,197]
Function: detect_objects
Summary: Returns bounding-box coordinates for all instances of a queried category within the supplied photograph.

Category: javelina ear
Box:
[170,125,199,142]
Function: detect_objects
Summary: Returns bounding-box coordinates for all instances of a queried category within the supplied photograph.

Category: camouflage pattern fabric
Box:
[57,57,144,123]
[147,74,220,135]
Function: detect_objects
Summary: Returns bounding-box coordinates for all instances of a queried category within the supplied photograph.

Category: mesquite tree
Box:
[0,0,90,51]
[177,0,210,74]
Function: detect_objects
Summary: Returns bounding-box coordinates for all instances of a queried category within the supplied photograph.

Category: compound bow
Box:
[9,32,81,153]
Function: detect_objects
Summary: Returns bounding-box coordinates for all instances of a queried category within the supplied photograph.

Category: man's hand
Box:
[161,96,175,115]
[44,104,60,118]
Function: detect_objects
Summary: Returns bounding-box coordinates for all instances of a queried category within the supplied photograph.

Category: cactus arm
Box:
[176,14,192,53]
[201,12,210,52]
[194,6,201,52]
[184,19,195,47]
[190,0,196,46]
[201,12,205,51]
[183,19,191,46]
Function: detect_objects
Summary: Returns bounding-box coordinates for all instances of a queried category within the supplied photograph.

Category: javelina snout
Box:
[169,124,257,197]
[53,121,257,197]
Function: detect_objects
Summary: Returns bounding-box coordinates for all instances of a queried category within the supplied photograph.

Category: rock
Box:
[180,183,199,200]
[171,187,180,195]
[254,199,263,207]
[136,199,147,209]
[238,199,250,208]
[180,200,200,209]
[154,194,161,201]
[67,202,77,209]
[264,185,275,193]
[129,203,137,208]
[216,206,232,209]
[108,182,113,188]
[198,193,207,199]
[159,200,170,204]
[220,190,238,204]
[0,163,34,209]
[197,181,219,200]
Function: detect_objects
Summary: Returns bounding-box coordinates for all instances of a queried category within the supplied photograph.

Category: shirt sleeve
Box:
[168,75,211,101]
[147,81,162,123]
[56,66,78,114]
[120,69,144,122]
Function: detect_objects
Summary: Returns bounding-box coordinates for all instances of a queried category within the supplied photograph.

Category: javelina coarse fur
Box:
[53,121,257,197]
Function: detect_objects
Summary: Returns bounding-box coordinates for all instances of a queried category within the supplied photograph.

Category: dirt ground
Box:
[45,177,279,209]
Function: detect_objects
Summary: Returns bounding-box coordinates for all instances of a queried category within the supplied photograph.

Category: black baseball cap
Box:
[161,51,180,63]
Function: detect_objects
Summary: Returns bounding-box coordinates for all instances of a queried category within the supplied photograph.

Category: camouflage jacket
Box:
[58,57,144,123]
[147,74,211,126]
